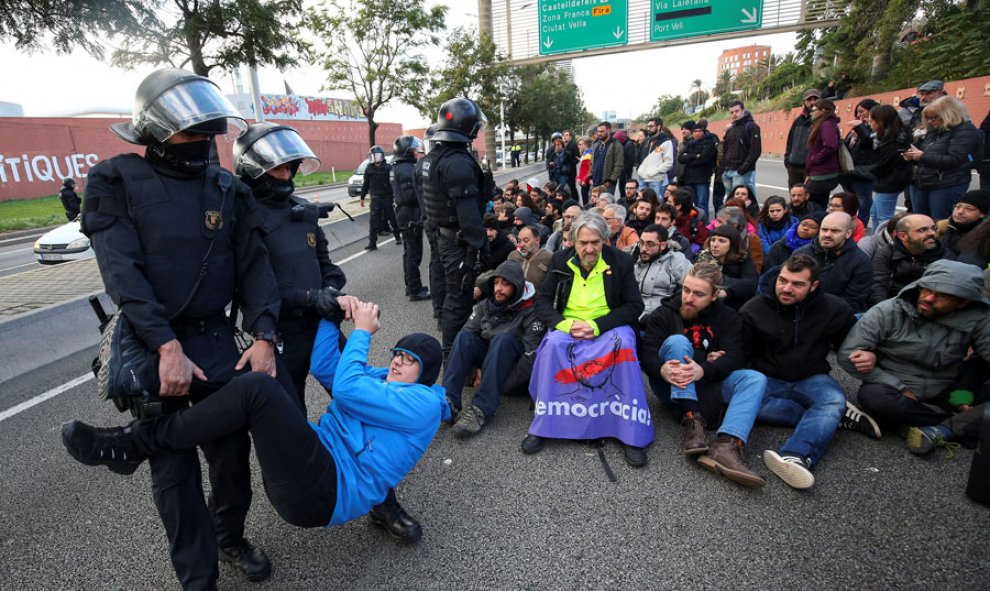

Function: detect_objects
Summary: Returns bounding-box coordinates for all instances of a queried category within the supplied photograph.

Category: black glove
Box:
[307,286,345,323]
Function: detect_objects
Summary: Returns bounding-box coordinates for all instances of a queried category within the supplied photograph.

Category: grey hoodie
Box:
[838,260,990,399]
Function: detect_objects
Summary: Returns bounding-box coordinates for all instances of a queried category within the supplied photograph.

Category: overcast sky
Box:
[0,2,798,127]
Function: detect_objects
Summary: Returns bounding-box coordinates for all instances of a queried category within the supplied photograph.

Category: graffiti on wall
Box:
[0,153,99,184]
[259,94,364,121]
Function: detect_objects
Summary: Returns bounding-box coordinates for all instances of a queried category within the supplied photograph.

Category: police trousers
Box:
[437,235,475,361]
[396,207,425,294]
[369,196,400,244]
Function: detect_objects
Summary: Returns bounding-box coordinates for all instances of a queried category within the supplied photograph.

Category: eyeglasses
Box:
[391,350,417,366]
[640,241,661,248]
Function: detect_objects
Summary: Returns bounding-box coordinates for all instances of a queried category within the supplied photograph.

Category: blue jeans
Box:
[689,183,711,218]
[842,178,873,228]
[639,180,665,198]
[756,375,846,466]
[441,330,523,418]
[722,170,756,200]
[654,335,767,443]
[912,182,969,221]
[871,191,901,228]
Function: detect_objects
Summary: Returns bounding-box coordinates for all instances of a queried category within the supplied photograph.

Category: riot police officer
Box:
[360,145,401,250]
[420,98,489,361]
[59,177,81,220]
[416,125,446,323]
[233,122,346,405]
[390,134,430,301]
[81,68,281,590]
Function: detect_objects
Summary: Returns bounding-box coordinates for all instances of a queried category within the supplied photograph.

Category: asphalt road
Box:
[1,167,988,589]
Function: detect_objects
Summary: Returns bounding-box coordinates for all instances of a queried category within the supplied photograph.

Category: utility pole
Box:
[477,0,498,169]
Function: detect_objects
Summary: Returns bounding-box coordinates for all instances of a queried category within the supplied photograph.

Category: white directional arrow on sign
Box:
[740,7,758,24]
[543,37,554,49]
[613,27,625,39]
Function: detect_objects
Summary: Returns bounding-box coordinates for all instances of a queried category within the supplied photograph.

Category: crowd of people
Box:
[58,68,989,591]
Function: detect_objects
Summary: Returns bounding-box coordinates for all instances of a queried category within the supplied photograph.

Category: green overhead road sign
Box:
[650,0,763,42]
[538,0,628,56]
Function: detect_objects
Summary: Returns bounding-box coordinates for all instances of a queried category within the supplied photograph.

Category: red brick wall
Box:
[679,75,990,157]
[0,117,402,201]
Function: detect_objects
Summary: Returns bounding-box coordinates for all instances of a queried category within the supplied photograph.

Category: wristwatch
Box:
[252,330,277,345]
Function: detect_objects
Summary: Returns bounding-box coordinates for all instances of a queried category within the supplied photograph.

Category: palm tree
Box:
[713,70,733,97]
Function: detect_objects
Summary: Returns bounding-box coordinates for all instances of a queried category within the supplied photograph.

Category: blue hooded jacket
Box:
[309,321,450,526]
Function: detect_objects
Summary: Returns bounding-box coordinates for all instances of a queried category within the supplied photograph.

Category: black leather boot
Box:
[368,489,422,544]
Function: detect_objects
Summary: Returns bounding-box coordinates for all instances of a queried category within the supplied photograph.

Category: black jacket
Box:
[739,268,857,382]
[870,239,949,305]
[639,294,745,423]
[784,109,813,168]
[60,187,81,219]
[678,133,717,184]
[793,237,873,312]
[914,121,983,189]
[722,112,762,174]
[536,245,644,334]
[361,161,393,199]
[870,132,912,193]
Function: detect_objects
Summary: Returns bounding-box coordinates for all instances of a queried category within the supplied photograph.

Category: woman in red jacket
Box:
[805,99,842,208]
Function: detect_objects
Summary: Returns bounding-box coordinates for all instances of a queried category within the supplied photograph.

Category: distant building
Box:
[0,101,25,117]
[717,45,771,80]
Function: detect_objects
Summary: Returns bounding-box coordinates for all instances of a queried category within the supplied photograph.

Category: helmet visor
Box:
[371,152,385,163]
[139,79,247,142]
[239,128,321,178]
[472,109,489,139]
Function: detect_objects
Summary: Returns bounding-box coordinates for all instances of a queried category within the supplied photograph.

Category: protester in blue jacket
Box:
[62,298,450,535]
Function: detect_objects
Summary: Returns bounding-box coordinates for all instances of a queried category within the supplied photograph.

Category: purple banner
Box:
[527,326,654,447]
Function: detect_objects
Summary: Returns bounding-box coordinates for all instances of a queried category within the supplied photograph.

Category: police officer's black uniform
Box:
[420,99,489,360]
[361,148,400,250]
[390,135,429,300]
[415,127,446,321]
[233,124,346,404]
[81,69,280,591]
[59,178,81,220]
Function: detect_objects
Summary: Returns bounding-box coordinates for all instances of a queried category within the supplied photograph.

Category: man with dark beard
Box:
[640,262,768,487]
[633,225,692,317]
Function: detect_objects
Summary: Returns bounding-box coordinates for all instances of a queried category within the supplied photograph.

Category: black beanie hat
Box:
[799,210,826,225]
[393,333,441,385]
[958,190,990,215]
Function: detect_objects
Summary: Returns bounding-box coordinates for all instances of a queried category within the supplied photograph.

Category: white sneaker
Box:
[763,450,815,490]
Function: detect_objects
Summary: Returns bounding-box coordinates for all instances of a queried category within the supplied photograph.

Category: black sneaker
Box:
[444,395,459,426]
[622,444,648,468]
[452,404,486,438]
[369,498,422,544]
[394,235,403,245]
[61,420,146,475]
[364,243,377,251]
[520,434,545,455]
[219,538,272,582]
[840,400,882,439]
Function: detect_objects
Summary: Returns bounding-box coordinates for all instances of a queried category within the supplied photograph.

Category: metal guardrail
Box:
[492,0,844,66]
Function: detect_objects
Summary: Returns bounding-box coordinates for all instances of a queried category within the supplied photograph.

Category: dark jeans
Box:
[437,235,475,361]
[840,177,873,229]
[135,373,338,530]
[786,165,807,191]
[857,383,986,446]
[807,175,840,208]
[711,174,726,213]
[369,196,400,244]
[442,331,524,417]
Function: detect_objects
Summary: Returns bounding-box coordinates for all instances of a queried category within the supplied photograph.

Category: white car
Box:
[33,220,94,264]
[347,154,395,197]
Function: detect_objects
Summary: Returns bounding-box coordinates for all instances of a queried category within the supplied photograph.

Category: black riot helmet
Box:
[422,124,437,154]
[433,98,486,143]
[110,68,247,145]
[62,178,77,189]
[369,145,386,163]
[233,122,321,179]
[393,135,423,158]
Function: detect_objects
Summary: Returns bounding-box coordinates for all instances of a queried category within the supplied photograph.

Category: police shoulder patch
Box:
[205,210,223,230]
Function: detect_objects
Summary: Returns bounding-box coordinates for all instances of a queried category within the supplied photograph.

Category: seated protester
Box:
[545,204,582,253]
[443,261,546,438]
[670,187,709,256]
[788,183,822,218]
[639,263,769,487]
[540,199,562,237]
[827,192,866,242]
[603,204,640,253]
[792,212,873,312]
[506,225,553,290]
[515,190,540,212]
[767,210,824,269]
[712,203,763,273]
[473,216,516,301]
[63,299,452,539]
[870,214,948,306]
[937,190,988,257]
[695,225,758,310]
[633,224,692,318]
[757,195,798,255]
[627,193,657,236]
[620,179,641,210]
[590,185,611,208]
[741,255,879,490]
[654,202,693,259]
[495,203,516,233]
[511,206,541,241]
[523,212,652,466]
[858,211,907,259]
[956,217,990,271]
[840,260,990,455]
[727,184,761,219]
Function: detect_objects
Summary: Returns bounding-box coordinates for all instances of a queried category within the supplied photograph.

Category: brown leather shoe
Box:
[681,412,708,455]
[696,436,765,487]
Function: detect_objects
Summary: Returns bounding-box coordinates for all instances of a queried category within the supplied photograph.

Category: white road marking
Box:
[0,373,94,423]
[0,247,32,257]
